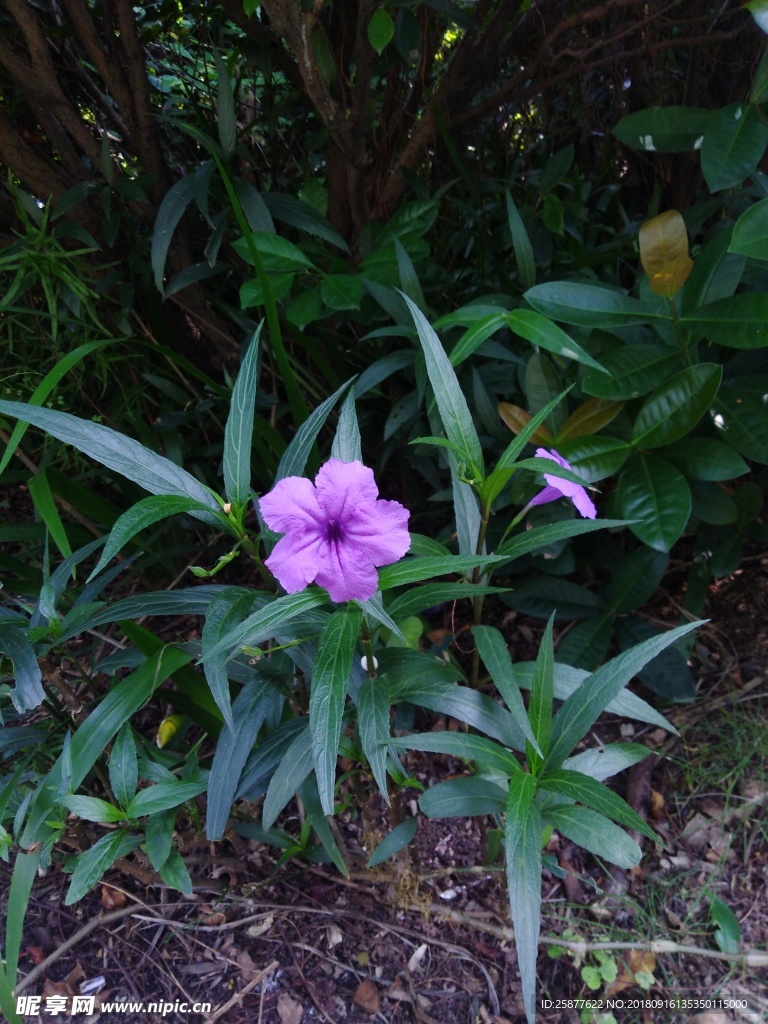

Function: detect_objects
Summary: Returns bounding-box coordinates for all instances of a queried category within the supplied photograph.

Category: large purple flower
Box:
[259,459,411,602]
[529,448,597,519]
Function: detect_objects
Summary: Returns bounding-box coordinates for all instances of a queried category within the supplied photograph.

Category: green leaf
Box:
[2,851,39,1023]
[368,7,395,53]
[449,312,509,367]
[563,743,652,782]
[0,623,45,712]
[262,728,314,830]
[297,775,348,875]
[88,496,232,581]
[367,818,417,867]
[206,681,270,840]
[555,614,613,671]
[495,387,572,472]
[615,617,696,702]
[27,470,72,561]
[506,191,536,290]
[607,547,668,614]
[497,518,625,563]
[126,778,208,817]
[501,578,608,620]
[701,103,768,193]
[527,615,555,764]
[472,626,540,752]
[681,293,768,348]
[544,620,700,772]
[420,776,507,817]
[730,198,768,260]
[710,896,741,955]
[386,582,507,620]
[231,232,316,271]
[507,309,606,371]
[617,455,691,552]
[542,193,564,235]
[201,590,326,666]
[320,274,364,310]
[582,344,680,401]
[65,831,141,904]
[213,49,236,159]
[711,388,768,464]
[330,387,363,464]
[541,769,657,841]
[262,192,350,252]
[224,324,262,506]
[274,379,354,481]
[378,553,506,590]
[310,609,361,814]
[143,808,177,871]
[659,437,749,481]
[0,401,221,518]
[240,273,294,307]
[402,293,484,479]
[505,773,541,1024]
[64,795,125,823]
[389,732,522,776]
[544,805,640,869]
[157,846,192,895]
[358,679,391,802]
[690,480,738,525]
[395,239,426,311]
[525,283,664,328]
[109,723,138,809]
[555,438,631,483]
[612,106,714,153]
[151,175,198,291]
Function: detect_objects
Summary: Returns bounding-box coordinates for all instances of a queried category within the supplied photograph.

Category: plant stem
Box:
[470,501,491,689]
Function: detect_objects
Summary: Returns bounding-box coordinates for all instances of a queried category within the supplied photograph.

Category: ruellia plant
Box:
[0,301,700,1024]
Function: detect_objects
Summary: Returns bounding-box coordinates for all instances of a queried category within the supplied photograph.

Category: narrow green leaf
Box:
[310,609,361,814]
[401,292,484,479]
[201,590,326,665]
[367,818,417,866]
[540,769,657,841]
[497,518,626,564]
[0,623,45,713]
[65,831,141,904]
[506,191,536,290]
[525,282,664,328]
[297,775,349,875]
[275,378,354,481]
[63,795,125,823]
[126,778,208,817]
[505,773,541,1024]
[223,324,262,506]
[3,851,39,1021]
[151,176,198,291]
[0,401,221,518]
[544,620,700,772]
[330,387,362,464]
[508,309,606,371]
[472,625,540,753]
[420,776,507,817]
[528,615,555,763]
[389,732,522,776]
[563,743,652,782]
[358,679,392,803]
[395,240,426,311]
[262,729,314,829]
[378,553,507,590]
[386,582,508,620]
[109,722,138,809]
[495,387,573,472]
[213,49,236,158]
[545,805,641,869]
[27,470,72,561]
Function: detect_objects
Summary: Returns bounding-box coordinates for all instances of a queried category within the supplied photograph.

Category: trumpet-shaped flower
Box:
[529,448,597,519]
[259,459,410,602]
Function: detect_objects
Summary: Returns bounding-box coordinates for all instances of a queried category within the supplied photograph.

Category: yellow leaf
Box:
[498,402,552,443]
[639,210,693,298]
[557,397,624,442]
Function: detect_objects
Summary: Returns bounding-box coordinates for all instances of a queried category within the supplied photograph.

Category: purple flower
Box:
[259,459,411,602]
[528,448,597,519]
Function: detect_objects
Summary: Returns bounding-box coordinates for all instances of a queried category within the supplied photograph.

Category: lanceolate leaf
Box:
[527,615,554,764]
[275,378,354,481]
[368,818,417,867]
[223,324,262,506]
[505,773,541,1024]
[201,590,262,732]
[497,519,627,564]
[544,620,700,772]
[389,731,523,776]
[310,609,361,814]
[506,191,536,290]
[0,622,45,712]
[0,401,221,519]
[472,625,539,753]
[151,175,198,291]
[358,679,392,802]
[544,805,641,869]
[262,728,314,829]
[378,553,506,590]
[401,293,484,479]
[524,282,665,328]
[540,769,657,841]
[201,590,326,664]
[65,831,141,905]
[420,776,507,817]
[330,387,363,464]
[109,723,138,810]
[495,388,572,472]
[507,309,606,371]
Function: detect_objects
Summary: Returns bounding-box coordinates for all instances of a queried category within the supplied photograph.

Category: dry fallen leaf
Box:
[407,942,428,973]
[603,949,655,997]
[327,923,343,948]
[353,978,380,1014]
[245,914,274,937]
[100,884,127,909]
[24,945,46,965]
[276,991,304,1024]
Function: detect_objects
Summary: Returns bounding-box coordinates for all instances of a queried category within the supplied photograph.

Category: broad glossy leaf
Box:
[659,437,749,480]
[0,623,45,712]
[563,742,651,782]
[358,679,391,802]
[681,293,768,348]
[639,210,693,297]
[544,805,641,869]
[617,456,691,552]
[320,274,364,310]
[310,609,361,814]
[65,831,141,905]
[556,398,624,442]
[367,818,417,867]
[88,496,232,582]
[368,7,395,53]
[690,480,738,525]
[701,103,768,193]
[223,324,262,506]
[555,438,631,483]
[632,364,721,449]
[541,769,657,841]
[420,776,507,817]
[206,681,269,840]
[500,578,608,620]
[274,378,354,481]
[711,388,768,464]
[525,282,664,328]
[612,106,713,152]
[730,198,768,261]
[505,773,541,1024]
[544,619,699,771]
[582,344,679,401]
[606,547,668,617]
[507,309,606,371]
[402,293,484,478]
[389,732,522,776]
[506,191,535,290]
[232,232,315,271]
[0,401,221,519]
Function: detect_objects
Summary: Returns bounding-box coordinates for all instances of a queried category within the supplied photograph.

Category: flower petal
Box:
[568,486,597,519]
[344,499,411,565]
[265,531,323,593]
[315,537,380,602]
[314,459,379,521]
[528,485,562,508]
[258,476,322,533]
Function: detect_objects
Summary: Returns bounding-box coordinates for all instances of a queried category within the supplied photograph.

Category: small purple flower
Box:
[529,448,597,519]
[259,459,411,602]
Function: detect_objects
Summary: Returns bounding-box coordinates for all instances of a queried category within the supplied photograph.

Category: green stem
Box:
[470,501,492,689]
[669,297,691,367]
